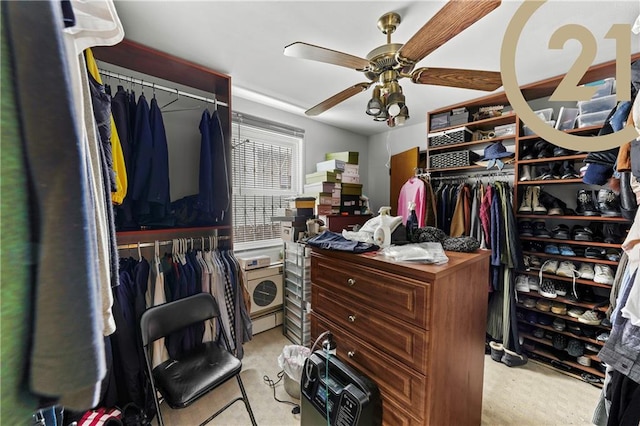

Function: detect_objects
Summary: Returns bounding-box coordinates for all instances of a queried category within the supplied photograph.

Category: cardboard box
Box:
[341,183,363,196]
[341,175,360,184]
[325,151,359,165]
[281,225,305,242]
[304,182,341,193]
[342,164,359,176]
[237,255,271,270]
[316,159,346,172]
[305,170,341,184]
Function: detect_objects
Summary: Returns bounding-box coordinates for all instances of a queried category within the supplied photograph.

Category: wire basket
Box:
[430,150,480,169]
[428,127,473,147]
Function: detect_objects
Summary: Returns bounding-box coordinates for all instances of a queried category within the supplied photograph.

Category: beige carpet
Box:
[155,326,602,425]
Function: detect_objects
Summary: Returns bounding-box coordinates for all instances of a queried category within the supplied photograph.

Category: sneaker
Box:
[576,189,600,216]
[577,355,592,367]
[581,373,603,384]
[519,220,533,237]
[568,324,583,336]
[596,332,610,342]
[551,302,567,315]
[605,249,621,262]
[501,348,528,367]
[601,317,612,328]
[538,314,553,326]
[516,275,531,292]
[526,311,538,324]
[585,343,600,352]
[585,247,606,259]
[554,282,568,297]
[539,279,557,298]
[556,261,578,278]
[566,339,585,357]
[544,244,560,255]
[559,245,576,256]
[533,220,551,238]
[536,298,552,312]
[578,310,603,325]
[553,334,568,350]
[572,225,594,241]
[529,255,542,268]
[523,297,537,308]
[578,263,595,280]
[541,260,559,274]
[552,318,566,331]
[594,265,614,285]
[489,341,504,363]
[597,189,622,217]
[568,307,586,318]
[527,276,540,291]
[533,327,545,338]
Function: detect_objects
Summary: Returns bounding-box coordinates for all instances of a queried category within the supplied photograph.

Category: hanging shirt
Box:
[397,177,426,227]
[210,110,230,222]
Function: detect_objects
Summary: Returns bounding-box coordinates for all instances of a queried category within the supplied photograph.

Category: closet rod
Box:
[117,235,231,250]
[99,69,229,108]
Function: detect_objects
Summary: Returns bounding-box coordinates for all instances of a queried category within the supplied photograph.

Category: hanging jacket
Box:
[210,110,230,223]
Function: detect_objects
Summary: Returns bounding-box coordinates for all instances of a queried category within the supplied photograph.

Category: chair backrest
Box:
[140,293,221,346]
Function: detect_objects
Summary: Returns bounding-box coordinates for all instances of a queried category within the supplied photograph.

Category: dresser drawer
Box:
[311,254,430,328]
[312,285,428,372]
[312,314,426,422]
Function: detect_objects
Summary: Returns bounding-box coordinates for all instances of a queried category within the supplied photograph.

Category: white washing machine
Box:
[244,263,283,317]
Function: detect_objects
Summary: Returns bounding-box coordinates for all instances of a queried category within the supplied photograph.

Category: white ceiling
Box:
[113,0,639,136]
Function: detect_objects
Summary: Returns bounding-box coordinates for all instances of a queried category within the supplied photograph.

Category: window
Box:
[231,112,303,248]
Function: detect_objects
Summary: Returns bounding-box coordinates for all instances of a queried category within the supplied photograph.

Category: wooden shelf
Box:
[523,343,604,380]
[518,125,603,141]
[517,178,584,185]
[522,250,620,266]
[520,236,625,247]
[427,164,514,174]
[516,288,609,312]
[517,269,613,289]
[518,154,587,164]
[428,113,516,133]
[520,331,602,363]
[517,303,611,330]
[518,319,606,347]
[517,214,629,223]
[427,134,515,152]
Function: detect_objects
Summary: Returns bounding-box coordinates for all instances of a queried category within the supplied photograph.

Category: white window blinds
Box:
[231,112,303,246]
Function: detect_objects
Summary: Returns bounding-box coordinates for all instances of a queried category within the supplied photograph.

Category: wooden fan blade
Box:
[305,82,372,116]
[284,42,371,71]
[398,0,501,64]
[411,67,502,91]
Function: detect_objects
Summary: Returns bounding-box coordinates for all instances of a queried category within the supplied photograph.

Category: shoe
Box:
[596,332,610,342]
[554,146,575,157]
[620,171,638,220]
[551,224,570,240]
[544,244,560,255]
[578,263,595,280]
[552,318,566,331]
[559,245,576,256]
[572,225,594,241]
[519,220,533,237]
[585,247,606,259]
[536,298,552,312]
[578,310,603,325]
[581,373,602,384]
[576,189,599,216]
[566,339,585,357]
[516,275,531,292]
[522,297,537,308]
[552,302,567,315]
[528,242,544,253]
[568,324,583,336]
[585,343,600,352]
[538,314,553,326]
[535,140,553,159]
[533,220,551,238]
[553,333,568,350]
[594,265,614,285]
[538,190,566,215]
[520,164,533,181]
[602,223,623,244]
[541,259,559,274]
[501,348,528,367]
[539,279,557,298]
[601,317,612,328]
[531,186,548,214]
[519,186,534,213]
[521,141,536,160]
[597,189,622,217]
[489,341,505,362]
[548,161,563,179]
[526,311,538,324]
[560,160,580,179]
[528,276,540,291]
[529,255,542,269]
[568,307,586,318]
[556,261,578,278]
[605,249,621,262]
[577,355,592,367]
[555,280,568,295]
[533,327,545,338]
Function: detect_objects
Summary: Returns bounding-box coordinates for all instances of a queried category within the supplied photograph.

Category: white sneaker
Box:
[541,259,559,274]
[515,275,530,292]
[578,263,595,280]
[594,265,614,285]
[527,276,540,291]
[539,279,557,298]
[556,261,578,278]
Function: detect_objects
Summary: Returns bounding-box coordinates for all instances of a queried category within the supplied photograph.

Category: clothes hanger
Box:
[161,89,180,109]
[137,241,142,262]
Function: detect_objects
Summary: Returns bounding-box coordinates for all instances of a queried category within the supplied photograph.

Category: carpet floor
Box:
[155,326,602,425]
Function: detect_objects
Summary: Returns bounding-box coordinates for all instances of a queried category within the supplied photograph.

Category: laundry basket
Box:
[278,345,311,399]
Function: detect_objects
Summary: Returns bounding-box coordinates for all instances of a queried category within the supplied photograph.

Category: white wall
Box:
[366,121,427,213]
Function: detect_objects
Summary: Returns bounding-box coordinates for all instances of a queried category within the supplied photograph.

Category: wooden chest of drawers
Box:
[310,249,490,425]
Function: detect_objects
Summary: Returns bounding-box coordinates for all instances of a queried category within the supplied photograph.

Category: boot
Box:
[576,189,599,216]
[561,160,580,179]
[519,164,532,181]
[597,189,622,217]
[531,186,547,214]
[538,190,566,215]
[518,187,533,213]
[602,223,622,244]
[548,161,562,179]
[619,171,638,220]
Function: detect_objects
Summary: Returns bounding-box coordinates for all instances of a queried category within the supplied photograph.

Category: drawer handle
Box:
[348,315,356,322]
[347,278,356,286]
[347,351,356,358]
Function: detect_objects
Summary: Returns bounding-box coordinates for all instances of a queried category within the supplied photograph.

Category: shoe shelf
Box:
[427,134,515,152]
[517,319,606,348]
[522,251,619,266]
[430,113,516,134]
[519,335,605,379]
[520,236,625,247]
[516,304,612,330]
[517,178,584,185]
[518,154,588,165]
[520,331,602,363]
[516,213,629,223]
[517,270,613,289]
[517,125,603,142]
[516,289,609,313]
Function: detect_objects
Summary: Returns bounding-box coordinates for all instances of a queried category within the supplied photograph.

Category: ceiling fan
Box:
[284,0,503,127]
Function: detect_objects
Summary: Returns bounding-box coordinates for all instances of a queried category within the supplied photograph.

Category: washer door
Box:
[249,274,283,315]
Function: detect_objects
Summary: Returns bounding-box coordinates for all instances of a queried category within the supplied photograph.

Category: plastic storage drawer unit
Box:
[576,110,610,128]
[577,94,616,115]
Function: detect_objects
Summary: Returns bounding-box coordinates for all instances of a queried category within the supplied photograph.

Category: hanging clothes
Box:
[397,177,426,226]
[210,110,230,223]
[144,97,172,225]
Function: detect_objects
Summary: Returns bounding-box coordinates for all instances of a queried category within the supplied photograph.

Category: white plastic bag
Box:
[278,345,311,383]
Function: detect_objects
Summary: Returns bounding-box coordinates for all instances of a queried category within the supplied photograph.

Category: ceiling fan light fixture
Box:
[365,86,383,116]
[395,105,409,126]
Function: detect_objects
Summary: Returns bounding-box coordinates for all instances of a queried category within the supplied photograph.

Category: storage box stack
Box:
[274,196,316,242]
[449,107,469,126]
[324,151,364,215]
[305,159,343,217]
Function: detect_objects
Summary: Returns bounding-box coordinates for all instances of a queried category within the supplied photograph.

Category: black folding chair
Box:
[140,293,257,426]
